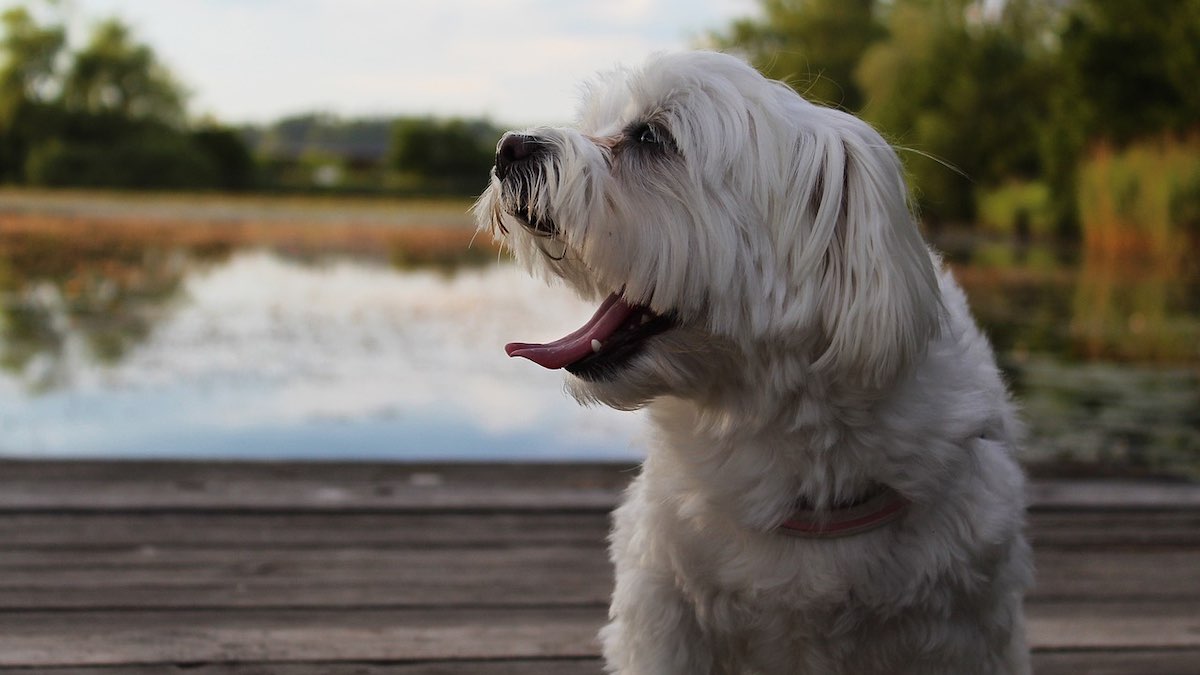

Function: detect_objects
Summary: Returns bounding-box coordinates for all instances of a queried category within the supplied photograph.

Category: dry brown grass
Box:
[0,212,499,259]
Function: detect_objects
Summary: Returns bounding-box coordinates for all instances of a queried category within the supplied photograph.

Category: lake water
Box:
[1,211,1197,477]
[0,249,644,461]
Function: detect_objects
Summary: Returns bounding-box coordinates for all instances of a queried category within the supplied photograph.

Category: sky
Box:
[27,0,758,127]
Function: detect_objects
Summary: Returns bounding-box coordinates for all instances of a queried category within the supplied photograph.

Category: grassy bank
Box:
[0,188,478,230]
[0,189,498,307]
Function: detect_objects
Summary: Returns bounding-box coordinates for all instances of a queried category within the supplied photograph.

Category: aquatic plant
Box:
[1077,135,1200,261]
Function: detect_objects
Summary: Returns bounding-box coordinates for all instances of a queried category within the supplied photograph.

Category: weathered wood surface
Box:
[0,461,1197,674]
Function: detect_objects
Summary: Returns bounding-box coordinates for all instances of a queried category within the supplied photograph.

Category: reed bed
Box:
[1077,135,1200,261]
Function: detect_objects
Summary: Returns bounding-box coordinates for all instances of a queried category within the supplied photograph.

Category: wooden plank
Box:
[1032,649,1200,675]
[1,510,1197,550]
[0,512,611,548]
[0,546,613,609]
[0,602,1196,667]
[0,608,603,668]
[6,652,1200,675]
[1029,480,1200,510]
[3,461,1199,512]
[0,661,605,675]
[0,461,635,489]
[1031,549,1200,600]
[0,461,632,513]
[5,653,1200,675]
[1026,601,1200,650]
[0,478,620,512]
[0,462,1195,673]
[1029,510,1200,548]
[0,546,1195,609]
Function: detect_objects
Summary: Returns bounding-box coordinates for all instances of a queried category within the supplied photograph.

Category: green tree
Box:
[24,125,218,189]
[61,18,186,125]
[30,16,213,190]
[389,117,499,193]
[191,125,256,190]
[1058,0,1200,145]
[1043,0,1200,229]
[711,0,883,110]
[714,0,1056,223]
[0,9,252,190]
[0,6,64,109]
[0,6,66,181]
[853,0,1054,223]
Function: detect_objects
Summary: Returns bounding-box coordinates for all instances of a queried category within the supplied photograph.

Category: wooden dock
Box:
[0,460,1198,674]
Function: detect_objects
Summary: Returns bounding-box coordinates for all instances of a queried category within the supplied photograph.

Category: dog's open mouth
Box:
[506,292,676,380]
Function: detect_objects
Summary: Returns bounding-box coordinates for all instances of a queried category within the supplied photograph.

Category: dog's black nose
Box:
[495,133,543,180]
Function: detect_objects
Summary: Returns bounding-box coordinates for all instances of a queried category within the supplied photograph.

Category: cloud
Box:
[50,0,754,124]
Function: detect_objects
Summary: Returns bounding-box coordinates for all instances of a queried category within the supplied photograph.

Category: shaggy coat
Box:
[476,51,1032,675]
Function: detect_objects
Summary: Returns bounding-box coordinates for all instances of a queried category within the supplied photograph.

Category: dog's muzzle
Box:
[494,133,557,236]
[495,133,545,180]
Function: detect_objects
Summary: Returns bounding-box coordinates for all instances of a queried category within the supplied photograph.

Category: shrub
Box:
[977,181,1054,239]
[190,126,255,190]
[25,128,219,189]
[1077,135,1200,259]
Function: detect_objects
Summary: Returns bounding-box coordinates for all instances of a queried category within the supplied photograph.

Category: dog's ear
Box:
[812,131,942,388]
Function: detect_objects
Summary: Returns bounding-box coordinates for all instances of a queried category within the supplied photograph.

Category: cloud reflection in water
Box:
[0,252,647,460]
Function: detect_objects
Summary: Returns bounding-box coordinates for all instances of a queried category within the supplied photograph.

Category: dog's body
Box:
[476,51,1031,674]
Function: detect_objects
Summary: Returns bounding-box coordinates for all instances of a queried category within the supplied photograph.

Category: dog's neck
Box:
[646,377,900,532]
[778,483,910,538]
[634,330,949,535]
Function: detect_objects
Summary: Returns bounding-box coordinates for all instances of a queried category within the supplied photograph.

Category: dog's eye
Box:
[631,123,672,148]
[637,124,663,145]
[621,121,675,156]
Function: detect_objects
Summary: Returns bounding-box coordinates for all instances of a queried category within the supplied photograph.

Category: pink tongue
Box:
[506,292,635,369]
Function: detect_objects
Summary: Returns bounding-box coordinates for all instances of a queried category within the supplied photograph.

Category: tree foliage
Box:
[716,0,1200,227]
[0,6,65,181]
[1058,0,1200,145]
[389,117,500,193]
[0,5,250,189]
[854,0,1055,221]
[62,19,186,124]
[0,6,64,109]
[712,0,882,110]
[1042,0,1200,228]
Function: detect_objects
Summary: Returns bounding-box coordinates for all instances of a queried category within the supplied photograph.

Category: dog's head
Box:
[475,51,940,410]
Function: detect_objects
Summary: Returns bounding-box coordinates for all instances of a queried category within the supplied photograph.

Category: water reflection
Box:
[946,241,1200,363]
[0,249,644,460]
[948,239,1200,478]
[0,228,224,390]
[1069,253,1200,362]
[0,221,1197,476]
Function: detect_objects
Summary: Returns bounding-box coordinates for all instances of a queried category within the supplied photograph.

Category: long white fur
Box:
[475,51,1032,675]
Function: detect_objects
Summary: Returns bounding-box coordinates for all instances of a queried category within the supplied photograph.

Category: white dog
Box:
[475,51,1031,675]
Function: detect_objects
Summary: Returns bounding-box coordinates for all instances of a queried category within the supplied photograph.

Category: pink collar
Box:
[777,486,909,538]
